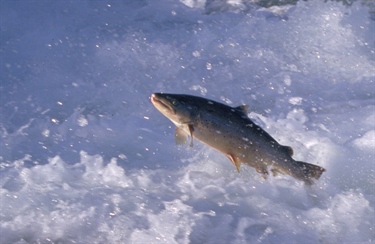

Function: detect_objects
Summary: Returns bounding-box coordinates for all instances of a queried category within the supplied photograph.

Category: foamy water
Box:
[1,0,374,243]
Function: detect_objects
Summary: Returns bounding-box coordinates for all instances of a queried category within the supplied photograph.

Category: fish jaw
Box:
[151,93,195,129]
[151,93,176,119]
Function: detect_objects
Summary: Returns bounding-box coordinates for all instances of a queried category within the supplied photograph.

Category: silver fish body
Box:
[151,93,325,184]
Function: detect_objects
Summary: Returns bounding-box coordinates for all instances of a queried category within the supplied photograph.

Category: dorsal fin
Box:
[235,105,249,115]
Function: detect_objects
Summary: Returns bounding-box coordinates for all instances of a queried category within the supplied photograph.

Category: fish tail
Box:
[296,161,326,183]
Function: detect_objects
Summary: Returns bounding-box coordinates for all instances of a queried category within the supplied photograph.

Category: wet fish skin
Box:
[151,93,326,184]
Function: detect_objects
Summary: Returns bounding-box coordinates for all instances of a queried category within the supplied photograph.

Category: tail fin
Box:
[297,161,326,183]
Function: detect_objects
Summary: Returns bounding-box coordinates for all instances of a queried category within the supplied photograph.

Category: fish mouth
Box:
[151,93,175,114]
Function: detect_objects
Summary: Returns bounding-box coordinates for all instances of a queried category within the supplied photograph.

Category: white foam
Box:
[1,0,374,243]
[1,149,374,243]
[352,130,375,151]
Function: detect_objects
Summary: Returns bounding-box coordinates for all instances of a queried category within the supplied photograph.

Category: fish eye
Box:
[172,100,178,105]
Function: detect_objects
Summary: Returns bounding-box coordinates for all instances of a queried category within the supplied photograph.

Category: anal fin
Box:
[256,166,269,179]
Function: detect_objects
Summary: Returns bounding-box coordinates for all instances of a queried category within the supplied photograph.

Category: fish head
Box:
[151,93,197,125]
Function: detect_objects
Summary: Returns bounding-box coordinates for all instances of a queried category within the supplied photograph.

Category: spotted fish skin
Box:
[151,93,326,184]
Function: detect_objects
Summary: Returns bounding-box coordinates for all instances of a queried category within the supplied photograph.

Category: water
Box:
[1,0,374,243]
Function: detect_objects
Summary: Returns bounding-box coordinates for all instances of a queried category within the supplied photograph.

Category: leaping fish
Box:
[151,93,326,184]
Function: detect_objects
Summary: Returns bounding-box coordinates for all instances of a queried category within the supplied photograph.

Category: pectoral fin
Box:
[188,125,194,147]
[175,125,195,147]
[227,154,241,173]
[175,127,188,145]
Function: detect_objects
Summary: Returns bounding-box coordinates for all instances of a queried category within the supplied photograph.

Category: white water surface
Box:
[1,0,374,243]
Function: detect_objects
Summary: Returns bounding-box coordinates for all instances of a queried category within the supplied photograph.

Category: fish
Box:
[151,93,326,184]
